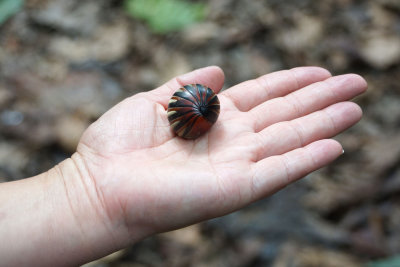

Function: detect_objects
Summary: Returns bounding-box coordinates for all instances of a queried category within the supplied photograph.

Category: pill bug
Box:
[167,84,220,139]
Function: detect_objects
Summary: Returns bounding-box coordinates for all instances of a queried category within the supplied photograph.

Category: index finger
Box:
[221,67,332,112]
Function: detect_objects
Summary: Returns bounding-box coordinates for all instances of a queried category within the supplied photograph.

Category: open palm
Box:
[76,66,366,240]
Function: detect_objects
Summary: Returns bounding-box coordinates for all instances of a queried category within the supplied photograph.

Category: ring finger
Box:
[249,101,362,161]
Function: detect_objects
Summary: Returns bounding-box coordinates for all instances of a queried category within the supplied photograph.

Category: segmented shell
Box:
[167,84,220,139]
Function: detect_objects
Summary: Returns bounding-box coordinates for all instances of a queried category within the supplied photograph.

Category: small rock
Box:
[360,34,400,69]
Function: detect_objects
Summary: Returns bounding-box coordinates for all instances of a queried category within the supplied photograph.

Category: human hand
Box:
[73,66,366,245]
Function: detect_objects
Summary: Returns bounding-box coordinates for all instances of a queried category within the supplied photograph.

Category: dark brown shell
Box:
[167,84,220,139]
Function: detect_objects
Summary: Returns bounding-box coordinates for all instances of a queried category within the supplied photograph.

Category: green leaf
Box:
[367,255,400,267]
[125,0,206,34]
[0,0,24,26]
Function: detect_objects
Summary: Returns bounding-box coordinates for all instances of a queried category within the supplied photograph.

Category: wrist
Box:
[0,154,131,266]
[50,153,131,264]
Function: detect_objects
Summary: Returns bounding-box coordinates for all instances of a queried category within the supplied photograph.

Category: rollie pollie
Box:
[167,84,220,139]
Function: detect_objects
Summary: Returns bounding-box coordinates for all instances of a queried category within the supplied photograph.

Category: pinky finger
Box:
[250,139,343,201]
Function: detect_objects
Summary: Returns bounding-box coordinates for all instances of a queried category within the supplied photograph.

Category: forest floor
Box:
[1,0,400,266]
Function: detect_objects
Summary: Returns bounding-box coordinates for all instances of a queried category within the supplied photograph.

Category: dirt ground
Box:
[1,0,400,266]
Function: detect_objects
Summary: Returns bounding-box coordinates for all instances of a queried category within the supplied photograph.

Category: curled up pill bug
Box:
[167,84,220,139]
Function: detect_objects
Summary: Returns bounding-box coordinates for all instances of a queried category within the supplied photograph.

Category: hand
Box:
[74,66,367,243]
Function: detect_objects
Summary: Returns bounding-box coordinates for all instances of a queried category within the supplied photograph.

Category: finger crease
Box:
[287,121,305,147]
[255,76,271,102]
[288,69,301,90]
[305,145,318,170]
[254,132,267,161]
[319,79,340,102]
[283,94,302,118]
[322,109,338,133]
[281,154,292,184]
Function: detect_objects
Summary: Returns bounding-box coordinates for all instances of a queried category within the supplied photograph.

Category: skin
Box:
[0,66,367,266]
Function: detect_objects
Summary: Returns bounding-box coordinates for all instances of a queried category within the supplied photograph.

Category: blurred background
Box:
[1,0,400,266]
